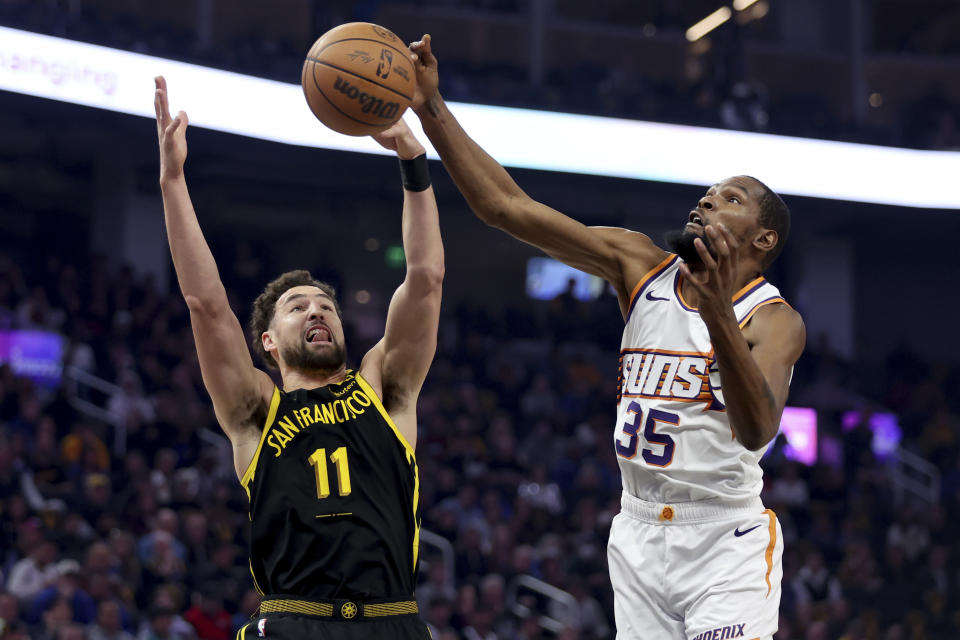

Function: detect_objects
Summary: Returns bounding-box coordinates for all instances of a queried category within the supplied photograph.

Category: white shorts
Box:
[607,491,782,640]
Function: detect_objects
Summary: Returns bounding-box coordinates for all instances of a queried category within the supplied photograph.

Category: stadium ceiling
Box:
[1,25,957,210]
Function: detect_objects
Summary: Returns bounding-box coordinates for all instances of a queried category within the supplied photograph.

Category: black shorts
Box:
[239,597,431,640]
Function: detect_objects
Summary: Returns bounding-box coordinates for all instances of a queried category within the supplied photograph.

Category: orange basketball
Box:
[301,22,415,136]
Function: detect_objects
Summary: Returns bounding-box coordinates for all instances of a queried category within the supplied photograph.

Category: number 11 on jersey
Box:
[615,402,679,467]
[308,447,352,498]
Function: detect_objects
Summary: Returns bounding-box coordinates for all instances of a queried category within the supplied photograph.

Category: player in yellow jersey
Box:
[405,37,805,640]
[154,76,441,639]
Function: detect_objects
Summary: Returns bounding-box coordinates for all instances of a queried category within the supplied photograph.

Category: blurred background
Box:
[1,1,959,639]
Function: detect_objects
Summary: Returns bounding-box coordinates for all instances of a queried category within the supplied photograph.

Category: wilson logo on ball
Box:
[333,76,402,119]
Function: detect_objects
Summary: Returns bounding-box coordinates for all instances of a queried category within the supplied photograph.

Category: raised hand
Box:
[371,118,426,160]
[679,224,740,320]
[154,76,189,181]
[407,34,439,113]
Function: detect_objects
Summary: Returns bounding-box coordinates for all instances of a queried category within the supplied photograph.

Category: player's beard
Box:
[664,228,715,267]
[281,338,347,375]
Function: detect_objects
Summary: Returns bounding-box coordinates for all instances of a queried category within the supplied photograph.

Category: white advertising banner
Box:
[1,25,957,209]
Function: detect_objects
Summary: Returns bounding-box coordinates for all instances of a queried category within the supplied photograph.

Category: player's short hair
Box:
[745,176,790,270]
[249,270,341,369]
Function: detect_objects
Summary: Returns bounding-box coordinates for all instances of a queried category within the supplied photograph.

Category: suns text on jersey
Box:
[266,389,373,456]
[618,348,724,411]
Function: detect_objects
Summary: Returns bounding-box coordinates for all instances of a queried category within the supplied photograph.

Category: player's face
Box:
[687,176,763,242]
[667,176,764,265]
[270,286,347,373]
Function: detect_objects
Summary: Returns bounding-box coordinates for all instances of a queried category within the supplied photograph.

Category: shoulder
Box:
[743,302,806,356]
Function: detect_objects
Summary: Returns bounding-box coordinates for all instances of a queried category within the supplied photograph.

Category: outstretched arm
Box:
[684,225,806,450]
[359,120,443,449]
[154,77,273,458]
[408,36,667,314]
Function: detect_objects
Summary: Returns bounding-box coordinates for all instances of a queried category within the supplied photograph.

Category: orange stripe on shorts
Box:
[763,509,777,598]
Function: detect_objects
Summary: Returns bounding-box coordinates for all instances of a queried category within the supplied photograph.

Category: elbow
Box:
[473,193,520,230]
[183,288,230,318]
[737,424,778,452]
[183,294,212,317]
[405,262,445,294]
[472,202,505,229]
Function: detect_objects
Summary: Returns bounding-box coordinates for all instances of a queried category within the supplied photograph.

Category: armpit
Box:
[381,378,409,414]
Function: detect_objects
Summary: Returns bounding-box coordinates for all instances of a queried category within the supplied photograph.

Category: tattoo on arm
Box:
[424,98,441,118]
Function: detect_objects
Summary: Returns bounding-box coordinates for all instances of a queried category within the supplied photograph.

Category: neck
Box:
[279,364,349,392]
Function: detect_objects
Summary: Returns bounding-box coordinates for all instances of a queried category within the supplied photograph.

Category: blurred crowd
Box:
[1,246,960,640]
[1,0,958,151]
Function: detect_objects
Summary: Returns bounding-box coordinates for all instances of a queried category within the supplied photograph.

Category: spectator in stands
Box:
[136,607,188,640]
[28,559,96,626]
[767,461,810,508]
[37,596,74,640]
[139,590,194,640]
[886,507,930,562]
[182,587,230,640]
[228,590,260,635]
[88,601,134,640]
[7,539,60,604]
[792,549,842,606]
[60,423,111,482]
[137,510,185,565]
[107,371,156,427]
[0,591,22,633]
[416,562,456,612]
[76,474,114,530]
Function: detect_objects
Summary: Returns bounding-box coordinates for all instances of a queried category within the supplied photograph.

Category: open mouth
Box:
[305,325,332,344]
[686,211,707,235]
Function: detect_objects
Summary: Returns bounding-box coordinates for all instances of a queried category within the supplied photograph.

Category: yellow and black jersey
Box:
[240,370,420,600]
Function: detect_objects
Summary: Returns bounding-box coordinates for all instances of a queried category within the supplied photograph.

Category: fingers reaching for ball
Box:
[371,119,426,159]
[153,76,189,180]
[154,76,170,136]
[409,34,434,65]
[407,34,440,112]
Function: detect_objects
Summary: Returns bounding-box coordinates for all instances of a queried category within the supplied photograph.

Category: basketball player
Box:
[405,38,805,640]
[154,76,440,640]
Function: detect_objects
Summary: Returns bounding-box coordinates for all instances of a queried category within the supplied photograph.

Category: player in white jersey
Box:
[405,36,806,640]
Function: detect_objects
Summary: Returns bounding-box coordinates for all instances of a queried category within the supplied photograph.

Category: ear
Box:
[753,228,777,253]
[262,331,277,361]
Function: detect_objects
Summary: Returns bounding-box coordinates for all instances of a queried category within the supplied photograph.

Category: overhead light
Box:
[733,0,761,10]
[686,7,732,42]
[735,0,769,24]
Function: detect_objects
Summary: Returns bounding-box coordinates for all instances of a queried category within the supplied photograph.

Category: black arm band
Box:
[399,153,431,192]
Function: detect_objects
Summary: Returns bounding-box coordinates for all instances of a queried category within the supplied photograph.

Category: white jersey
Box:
[614,254,789,503]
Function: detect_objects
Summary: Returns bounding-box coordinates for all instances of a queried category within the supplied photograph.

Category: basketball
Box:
[301,22,415,136]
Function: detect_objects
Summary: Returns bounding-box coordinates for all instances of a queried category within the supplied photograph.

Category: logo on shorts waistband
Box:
[733,525,761,537]
[691,623,745,640]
